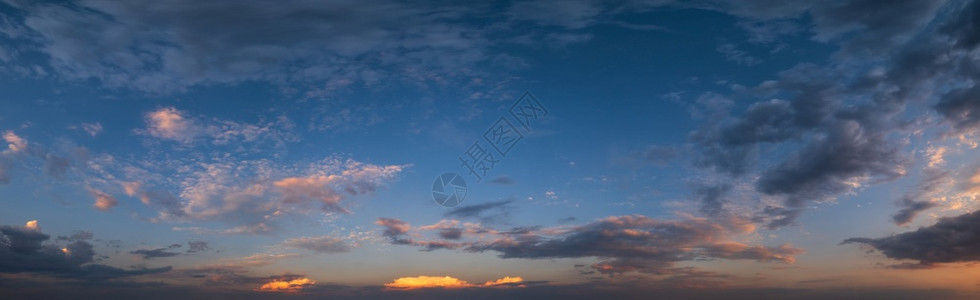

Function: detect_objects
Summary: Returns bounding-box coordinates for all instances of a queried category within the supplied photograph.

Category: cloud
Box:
[3,0,498,93]
[808,0,944,54]
[130,243,183,259]
[753,120,906,227]
[89,188,118,211]
[438,228,463,240]
[677,0,980,230]
[507,0,602,29]
[489,176,515,185]
[465,215,801,274]
[690,64,912,229]
[138,107,294,146]
[380,214,802,276]
[2,130,27,154]
[186,241,209,253]
[443,200,513,223]
[935,84,980,132]
[891,168,950,225]
[24,220,38,231]
[385,275,471,289]
[692,183,732,217]
[483,276,525,286]
[941,0,980,50]
[80,123,102,136]
[119,157,408,233]
[274,161,406,214]
[0,221,171,279]
[142,107,197,143]
[256,276,315,292]
[376,218,412,245]
[716,43,762,66]
[0,130,101,185]
[282,236,350,254]
[274,175,347,213]
[384,275,524,290]
[843,209,980,265]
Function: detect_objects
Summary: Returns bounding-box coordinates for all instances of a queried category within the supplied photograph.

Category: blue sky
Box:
[2,0,980,299]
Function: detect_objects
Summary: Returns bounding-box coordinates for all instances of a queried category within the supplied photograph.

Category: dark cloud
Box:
[444,200,513,224]
[935,84,980,131]
[130,244,183,259]
[186,241,209,253]
[56,231,94,242]
[891,200,938,226]
[683,0,980,230]
[892,169,949,225]
[558,216,577,223]
[378,214,801,276]
[438,228,463,240]
[0,223,170,280]
[808,0,944,54]
[843,210,980,264]
[43,153,71,179]
[2,0,499,93]
[0,224,48,254]
[754,121,906,226]
[489,176,515,185]
[465,215,801,275]
[941,0,980,50]
[692,68,909,228]
[692,183,732,217]
[138,189,186,218]
[375,218,412,245]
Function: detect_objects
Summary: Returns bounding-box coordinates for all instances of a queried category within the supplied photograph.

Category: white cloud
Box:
[80,123,103,137]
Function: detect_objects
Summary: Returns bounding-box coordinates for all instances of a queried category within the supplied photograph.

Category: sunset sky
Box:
[2,0,980,299]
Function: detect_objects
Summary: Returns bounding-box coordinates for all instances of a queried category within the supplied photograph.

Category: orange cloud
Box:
[25,220,38,230]
[256,277,315,292]
[384,275,524,290]
[145,107,195,142]
[483,276,524,287]
[89,189,118,211]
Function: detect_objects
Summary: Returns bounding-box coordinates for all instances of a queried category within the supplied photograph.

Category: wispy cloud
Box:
[137,107,295,146]
[281,236,350,254]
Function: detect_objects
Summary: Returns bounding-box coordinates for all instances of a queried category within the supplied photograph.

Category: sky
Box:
[1,0,980,299]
